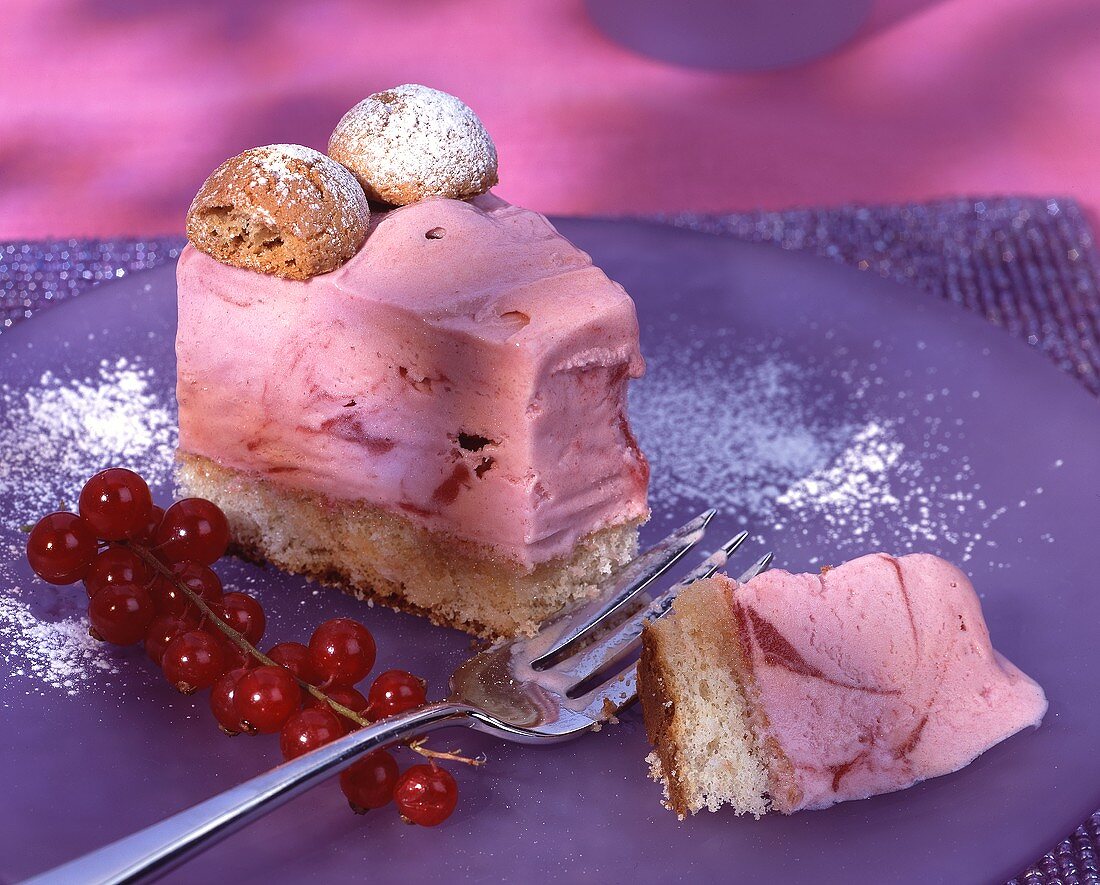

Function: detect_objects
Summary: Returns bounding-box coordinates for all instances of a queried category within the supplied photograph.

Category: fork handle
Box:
[27,701,476,884]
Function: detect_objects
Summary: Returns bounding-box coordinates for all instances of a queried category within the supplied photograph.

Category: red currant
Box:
[26,512,98,585]
[150,562,222,617]
[88,583,155,645]
[155,498,230,565]
[367,669,427,720]
[266,642,319,684]
[78,468,153,540]
[144,612,198,666]
[279,707,343,761]
[308,618,376,687]
[83,546,151,597]
[340,750,399,812]
[135,504,165,545]
[214,633,255,672]
[162,630,225,693]
[210,667,253,735]
[216,592,265,645]
[234,665,302,734]
[149,576,188,617]
[307,684,368,731]
[174,561,224,600]
[393,763,458,826]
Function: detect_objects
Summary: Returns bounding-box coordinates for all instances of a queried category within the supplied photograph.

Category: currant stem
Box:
[406,737,485,768]
[125,540,484,768]
[124,541,371,728]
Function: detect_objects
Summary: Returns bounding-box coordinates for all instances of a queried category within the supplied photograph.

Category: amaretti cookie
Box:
[328,84,498,205]
[175,194,649,637]
[638,553,1047,817]
[186,144,369,281]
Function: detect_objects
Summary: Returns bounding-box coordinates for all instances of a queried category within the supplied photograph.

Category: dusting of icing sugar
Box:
[188,143,369,256]
[776,422,904,532]
[329,85,497,201]
[632,340,860,520]
[632,337,1050,569]
[771,420,982,558]
[768,416,1053,567]
[0,357,177,697]
[244,144,368,229]
[254,143,327,174]
[0,567,123,698]
[0,357,176,524]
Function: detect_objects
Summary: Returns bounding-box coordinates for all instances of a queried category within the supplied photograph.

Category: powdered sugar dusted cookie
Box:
[186,144,369,281]
[328,85,498,206]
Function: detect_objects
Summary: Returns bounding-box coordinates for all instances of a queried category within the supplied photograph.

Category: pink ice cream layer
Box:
[724,553,1047,812]
[175,194,649,569]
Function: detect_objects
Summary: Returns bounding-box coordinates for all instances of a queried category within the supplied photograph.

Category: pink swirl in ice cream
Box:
[727,553,1047,811]
[175,194,649,568]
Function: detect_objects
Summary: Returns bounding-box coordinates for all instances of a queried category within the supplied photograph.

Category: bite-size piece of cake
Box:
[639,553,1046,817]
[175,193,649,637]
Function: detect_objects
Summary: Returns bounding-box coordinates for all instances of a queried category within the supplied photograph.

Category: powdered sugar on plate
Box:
[0,565,123,698]
[0,357,176,697]
[632,335,1050,569]
[633,338,859,520]
[0,356,176,524]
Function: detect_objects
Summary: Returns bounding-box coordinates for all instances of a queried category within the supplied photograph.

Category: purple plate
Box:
[1,220,1097,884]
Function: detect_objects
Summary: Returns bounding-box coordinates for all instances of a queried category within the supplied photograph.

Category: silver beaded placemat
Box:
[1,195,1098,882]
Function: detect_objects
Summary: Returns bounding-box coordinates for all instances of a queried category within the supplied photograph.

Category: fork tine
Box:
[669,529,749,586]
[735,552,773,584]
[550,533,757,692]
[530,509,717,669]
[572,553,775,717]
[575,665,638,716]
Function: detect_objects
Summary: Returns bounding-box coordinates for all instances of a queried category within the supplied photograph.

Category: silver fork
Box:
[29,510,772,885]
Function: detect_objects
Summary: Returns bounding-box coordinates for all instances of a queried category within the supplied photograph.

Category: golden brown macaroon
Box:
[186,144,369,281]
[328,84,498,206]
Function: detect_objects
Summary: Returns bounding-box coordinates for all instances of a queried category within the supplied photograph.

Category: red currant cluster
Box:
[25,467,461,827]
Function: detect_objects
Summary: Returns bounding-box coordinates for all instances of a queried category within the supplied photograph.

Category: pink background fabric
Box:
[1,0,1098,238]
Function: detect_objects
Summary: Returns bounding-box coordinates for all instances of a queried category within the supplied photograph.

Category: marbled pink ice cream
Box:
[728,553,1047,811]
[175,194,649,568]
